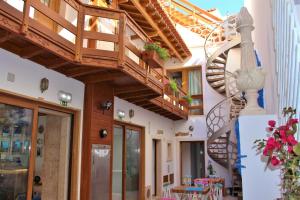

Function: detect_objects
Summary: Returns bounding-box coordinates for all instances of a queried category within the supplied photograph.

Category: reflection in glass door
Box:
[112,125,142,200]
[0,103,33,200]
[125,129,140,200]
[112,126,123,200]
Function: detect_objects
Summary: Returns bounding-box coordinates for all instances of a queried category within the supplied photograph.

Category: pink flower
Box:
[288,146,294,153]
[263,147,269,156]
[288,118,299,126]
[287,135,298,146]
[279,130,288,143]
[271,156,280,166]
[279,125,288,131]
[268,120,276,127]
[266,137,280,150]
[266,127,274,132]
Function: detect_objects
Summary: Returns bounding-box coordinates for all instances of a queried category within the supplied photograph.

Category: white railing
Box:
[272,0,300,138]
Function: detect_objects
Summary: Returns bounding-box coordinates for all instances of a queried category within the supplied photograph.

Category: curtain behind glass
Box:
[188,69,202,95]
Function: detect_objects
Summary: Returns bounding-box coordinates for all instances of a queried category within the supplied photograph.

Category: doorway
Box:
[180,141,205,185]
[0,92,80,200]
[32,108,73,200]
[152,139,162,198]
[112,122,145,200]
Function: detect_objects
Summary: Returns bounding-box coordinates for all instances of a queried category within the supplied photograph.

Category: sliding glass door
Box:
[0,103,33,200]
[125,129,140,200]
[0,94,79,200]
[113,125,142,200]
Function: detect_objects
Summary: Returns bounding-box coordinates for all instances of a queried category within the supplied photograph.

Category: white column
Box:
[235,7,266,115]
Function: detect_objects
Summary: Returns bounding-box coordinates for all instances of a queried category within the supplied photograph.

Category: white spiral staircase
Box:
[205,16,245,197]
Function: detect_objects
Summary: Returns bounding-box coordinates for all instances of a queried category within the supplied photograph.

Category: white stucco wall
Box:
[239,115,281,200]
[244,0,278,115]
[114,97,177,189]
[168,24,231,187]
[0,48,85,200]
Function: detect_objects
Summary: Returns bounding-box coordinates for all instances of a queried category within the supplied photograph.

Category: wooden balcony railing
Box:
[0,0,188,118]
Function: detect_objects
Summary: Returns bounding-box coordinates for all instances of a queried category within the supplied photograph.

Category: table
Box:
[194,178,225,195]
[171,186,210,200]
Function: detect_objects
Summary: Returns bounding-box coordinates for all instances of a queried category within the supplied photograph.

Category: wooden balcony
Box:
[0,0,188,120]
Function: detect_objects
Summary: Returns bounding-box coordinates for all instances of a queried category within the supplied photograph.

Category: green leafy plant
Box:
[183,94,193,105]
[169,79,178,93]
[144,42,170,61]
[207,161,216,176]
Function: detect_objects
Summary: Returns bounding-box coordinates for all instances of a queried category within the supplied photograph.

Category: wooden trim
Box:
[83,31,119,43]
[31,0,77,34]
[0,90,81,200]
[26,106,38,200]
[131,0,184,61]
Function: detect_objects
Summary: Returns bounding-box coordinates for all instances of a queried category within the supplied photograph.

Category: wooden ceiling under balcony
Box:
[0,0,188,120]
[119,0,191,61]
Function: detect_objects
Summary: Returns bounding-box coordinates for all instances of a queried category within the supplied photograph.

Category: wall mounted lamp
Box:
[99,129,108,138]
[100,101,113,113]
[58,91,72,106]
[117,109,125,120]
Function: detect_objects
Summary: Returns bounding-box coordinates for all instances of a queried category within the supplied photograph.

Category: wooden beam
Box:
[64,67,105,78]
[79,72,124,84]
[47,60,69,69]
[118,90,155,99]
[131,0,184,61]
[0,32,14,44]
[114,85,150,95]
[20,45,45,59]
[119,0,129,4]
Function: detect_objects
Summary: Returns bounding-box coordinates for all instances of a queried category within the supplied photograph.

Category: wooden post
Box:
[75,5,84,62]
[118,13,126,68]
[21,0,31,34]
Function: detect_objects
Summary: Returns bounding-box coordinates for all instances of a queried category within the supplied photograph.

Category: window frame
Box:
[167,66,204,115]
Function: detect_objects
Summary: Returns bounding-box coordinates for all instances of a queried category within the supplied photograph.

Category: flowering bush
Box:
[254,107,300,199]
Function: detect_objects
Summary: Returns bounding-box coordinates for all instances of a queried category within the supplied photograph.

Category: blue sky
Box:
[189,0,244,16]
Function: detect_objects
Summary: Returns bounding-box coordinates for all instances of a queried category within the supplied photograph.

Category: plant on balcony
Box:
[183,94,193,104]
[179,94,193,107]
[254,107,300,200]
[142,42,170,68]
[169,79,179,94]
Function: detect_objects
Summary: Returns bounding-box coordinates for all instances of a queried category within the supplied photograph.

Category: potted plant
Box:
[169,79,179,95]
[179,94,193,106]
[142,42,170,68]
[207,160,216,178]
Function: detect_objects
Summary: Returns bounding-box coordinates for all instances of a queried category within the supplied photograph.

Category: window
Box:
[188,68,203,115]
[167,142,173,161]
[167,66,203,115]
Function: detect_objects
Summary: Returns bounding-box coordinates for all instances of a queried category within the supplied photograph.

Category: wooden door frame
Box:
[0,90,81,200]
[152,138,162,198]
[179,140,205,185]
[114,120,146,200]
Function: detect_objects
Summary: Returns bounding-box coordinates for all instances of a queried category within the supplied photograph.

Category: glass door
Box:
[112,125,142,200]
[0,103,34,200]
[125,129,140,200]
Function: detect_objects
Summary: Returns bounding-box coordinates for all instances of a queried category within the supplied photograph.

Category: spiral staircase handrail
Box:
[204,15,238,61]
[206,92,243,138]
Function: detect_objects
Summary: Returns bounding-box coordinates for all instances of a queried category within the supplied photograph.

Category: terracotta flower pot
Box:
[142,50,165,68]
